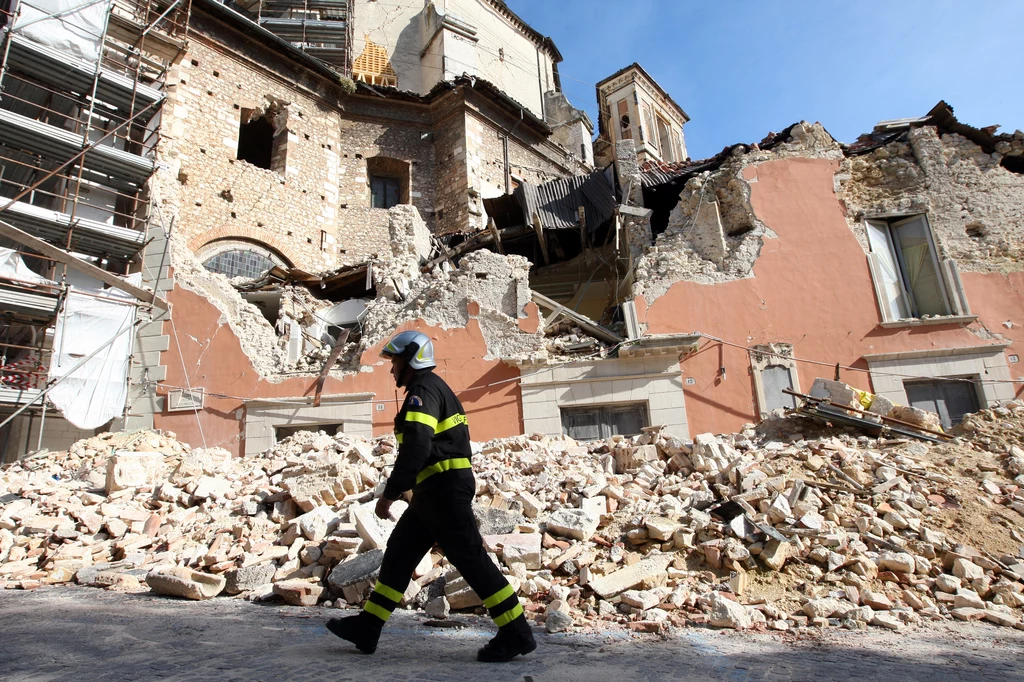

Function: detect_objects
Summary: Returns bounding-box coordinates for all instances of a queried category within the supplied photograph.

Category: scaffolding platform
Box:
[2,200,145,260]
[6,35,165,122]
[0,109,156,187]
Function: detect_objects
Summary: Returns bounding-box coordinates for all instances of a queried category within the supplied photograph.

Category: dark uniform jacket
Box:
[384,368,472,500]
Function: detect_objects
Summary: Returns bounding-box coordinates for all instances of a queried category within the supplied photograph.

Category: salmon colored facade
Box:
[154,288,526,456]
[639,157,1023,436]
[153,155,1024,454]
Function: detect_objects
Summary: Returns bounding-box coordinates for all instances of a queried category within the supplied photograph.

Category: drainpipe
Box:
[503,108,524,195]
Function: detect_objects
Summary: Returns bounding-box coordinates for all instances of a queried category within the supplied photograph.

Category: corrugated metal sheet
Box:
[514,170,615,234]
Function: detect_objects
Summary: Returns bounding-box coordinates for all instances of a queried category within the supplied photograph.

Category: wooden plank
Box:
[0,217,167,310]
[531,212,549,266]
[531,291,623,345]
[488,218,504,255]
[618,204,652,219]
[313,329,350,407]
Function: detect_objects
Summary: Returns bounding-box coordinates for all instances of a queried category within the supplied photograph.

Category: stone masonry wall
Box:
[161,38,343,271]
[836,127,1024,274]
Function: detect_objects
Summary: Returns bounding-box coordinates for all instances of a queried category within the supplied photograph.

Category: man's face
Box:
[390,355,407,386]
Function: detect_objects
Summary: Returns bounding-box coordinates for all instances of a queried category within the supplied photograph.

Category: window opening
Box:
[560,402,648,441]
[866,215,950,319]
[275,422,343,441]
[370,176,401,209]
[616,99,631,141]
[237,111,275,169]
[656,116,675,162]
[903,378,980,429]
[203,250,277,279]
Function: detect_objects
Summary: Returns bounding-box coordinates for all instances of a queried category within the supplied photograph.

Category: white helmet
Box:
[380,330,436,370]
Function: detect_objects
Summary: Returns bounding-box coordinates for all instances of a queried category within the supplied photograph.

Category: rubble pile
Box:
[2,399,1023,635]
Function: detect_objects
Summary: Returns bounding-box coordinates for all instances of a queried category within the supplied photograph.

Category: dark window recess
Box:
[904,378,980,429]
[561,403,649,441]
[275,423,343,441]
[203,249,276,279]
[371,175,401,209]
[237,115,275,169]
[761,365,796,413]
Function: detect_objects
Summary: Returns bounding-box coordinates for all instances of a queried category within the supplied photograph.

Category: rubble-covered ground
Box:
[2,401,1023,636]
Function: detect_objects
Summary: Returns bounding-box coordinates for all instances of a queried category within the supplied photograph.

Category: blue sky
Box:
[510,0,1024,161]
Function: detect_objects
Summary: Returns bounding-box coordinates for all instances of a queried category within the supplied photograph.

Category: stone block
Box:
[545,509,598,542]
[192,476,231,501]
[444,575,482,609]
[327,549,384,596]
[760,540,792,571]
[273,579,323,607]
[482,533,542,570]
[146,566,225,600]
[351,499,408,550]
[588,555,672,599]
[105,452,164,494]
[473,505,524,535]
[224,563,276,595]
[708,593,750,629]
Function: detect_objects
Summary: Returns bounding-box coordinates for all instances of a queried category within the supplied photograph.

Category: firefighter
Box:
[325,330,537,662]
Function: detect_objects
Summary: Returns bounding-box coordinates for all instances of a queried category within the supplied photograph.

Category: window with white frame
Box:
[561,402,649,441]
[864,215,970,324]
[750,343,800,418]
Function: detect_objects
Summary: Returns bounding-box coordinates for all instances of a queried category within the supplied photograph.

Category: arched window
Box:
[197,240,289,280]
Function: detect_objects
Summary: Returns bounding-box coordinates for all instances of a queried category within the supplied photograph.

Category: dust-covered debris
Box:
[3,396,1022,635]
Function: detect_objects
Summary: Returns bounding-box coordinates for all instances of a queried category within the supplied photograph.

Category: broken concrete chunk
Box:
[351,499,407,550]
[224,563,277,595]
[588,555,672,599]
[708,593,751,629]
[105,452,164,494]
[545,509,598,542]
[273,580,324,607]
[327,549,384,596]
[146,566,225,600]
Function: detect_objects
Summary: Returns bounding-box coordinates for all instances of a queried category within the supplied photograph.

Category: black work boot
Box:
[325,613,382,654]
[477,615,537,662]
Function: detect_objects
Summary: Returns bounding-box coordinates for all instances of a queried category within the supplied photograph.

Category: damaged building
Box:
[1,0,1023,463]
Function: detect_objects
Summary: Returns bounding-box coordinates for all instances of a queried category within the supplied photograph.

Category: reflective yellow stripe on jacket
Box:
[405,411,467,435]
[415,457,472,485]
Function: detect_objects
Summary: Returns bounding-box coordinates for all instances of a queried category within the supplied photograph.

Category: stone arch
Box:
[196,237,292,279]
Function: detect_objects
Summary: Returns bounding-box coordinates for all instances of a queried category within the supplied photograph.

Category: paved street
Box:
[2,587,1023,682]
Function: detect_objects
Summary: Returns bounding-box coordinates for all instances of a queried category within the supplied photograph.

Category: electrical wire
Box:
[696,332,1024,387]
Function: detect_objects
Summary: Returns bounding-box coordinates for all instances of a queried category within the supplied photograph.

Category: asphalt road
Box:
[2,586,1023,682]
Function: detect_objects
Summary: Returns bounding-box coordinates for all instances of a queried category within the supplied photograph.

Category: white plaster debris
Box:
[3,397,1024,635]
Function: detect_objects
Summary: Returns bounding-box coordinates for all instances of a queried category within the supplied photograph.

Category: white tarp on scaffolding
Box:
[47,276,138,429]
[0,247,54,285]
[12,0,112,63]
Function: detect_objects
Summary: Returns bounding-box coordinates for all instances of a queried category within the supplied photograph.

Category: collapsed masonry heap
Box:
[2,400,1023,634]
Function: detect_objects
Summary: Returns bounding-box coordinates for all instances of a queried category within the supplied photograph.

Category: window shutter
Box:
[941,258,971,316]
[865,221,909,321]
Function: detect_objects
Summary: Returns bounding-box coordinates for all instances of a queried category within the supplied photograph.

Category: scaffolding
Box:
[238,0,352,74]
[0,0,189,461]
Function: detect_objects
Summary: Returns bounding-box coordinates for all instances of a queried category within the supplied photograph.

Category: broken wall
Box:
[633,119,1024,437]
[634,123,842,304]
[836,126,1024,274]
[160,37,346,271]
